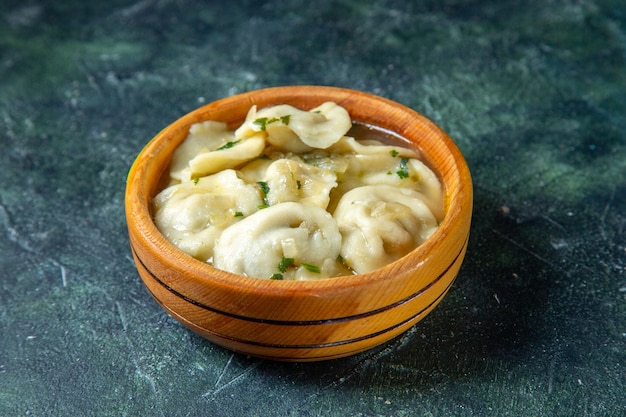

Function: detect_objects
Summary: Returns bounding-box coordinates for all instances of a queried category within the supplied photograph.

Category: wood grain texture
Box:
[125,86,473,361]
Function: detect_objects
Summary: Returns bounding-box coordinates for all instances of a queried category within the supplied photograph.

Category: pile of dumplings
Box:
[153,102,443,280]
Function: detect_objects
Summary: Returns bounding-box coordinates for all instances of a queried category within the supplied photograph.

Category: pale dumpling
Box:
[213,202,342,280]
[169,121,234,182]
[333,185,439,274]
[187,133,265,178]
[327,137,444,219]
[235,102,351,151]
[153,170,263,262]
[345,157,444,220]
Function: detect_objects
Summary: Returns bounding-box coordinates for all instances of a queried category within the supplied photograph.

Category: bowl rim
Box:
[126,85,472,299]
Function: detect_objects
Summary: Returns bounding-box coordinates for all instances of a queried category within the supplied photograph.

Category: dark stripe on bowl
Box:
[131,233,468,326]
[167,277,454,357]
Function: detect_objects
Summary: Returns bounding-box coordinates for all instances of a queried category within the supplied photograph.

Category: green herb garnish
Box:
[270,273,284,280]
[278,257,294,273]
[253,117,277,131]
[396,158,409,179]
[296,180,302,190]
[216,140,241,150]
[389,149,399,157]
[253,115,291,130]
[257,181,270,196]
[234,211,244,217]
[193,177,200,185]
[257,181,271,206]
[301,263,321,274]
[253,117,269,130]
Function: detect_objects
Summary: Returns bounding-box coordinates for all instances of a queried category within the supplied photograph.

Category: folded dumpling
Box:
[186,133,266,178]
[235,102,351,151]
[213,202,343,280]
[169,121,234,182]
[333,185,439,274]
[153,170,263,262]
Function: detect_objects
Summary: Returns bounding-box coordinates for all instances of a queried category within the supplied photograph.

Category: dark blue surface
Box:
[1,1,624,415]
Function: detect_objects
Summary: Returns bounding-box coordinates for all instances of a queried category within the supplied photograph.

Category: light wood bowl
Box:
[125,86,472,361]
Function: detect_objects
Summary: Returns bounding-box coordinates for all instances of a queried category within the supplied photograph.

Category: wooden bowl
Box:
[125,86,472,361]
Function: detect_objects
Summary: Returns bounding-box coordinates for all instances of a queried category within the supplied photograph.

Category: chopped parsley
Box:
[234,211,244,217]
[278,257,294,273]
[396,157,409,179]
[257,181,270,207]
[193,177,200,185]
[253,117,272,131]
[389,149,399,157]
[253,115,291,130]
[257,181,270,196]
[301,263,321,274]
[270,273,284,280]
[216,140,241,150]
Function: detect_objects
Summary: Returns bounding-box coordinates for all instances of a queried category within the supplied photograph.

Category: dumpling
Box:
[263,158,338,209]
[186,132,266,178]
[350,158,443,220]
[333,185,439,274]
[329,139,444,219]
[213,202,342,280]
[235,102,351,151]
[153,170,263,262]
[169,121,234,182]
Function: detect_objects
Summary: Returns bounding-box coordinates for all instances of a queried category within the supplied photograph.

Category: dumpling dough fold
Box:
[153,170,263,262]
[187,133,265,178]
[213,202,342,280]
[333,185,439,274]
[235,102,351,151]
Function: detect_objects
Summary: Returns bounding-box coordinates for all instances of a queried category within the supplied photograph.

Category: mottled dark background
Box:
[1,1,624,416]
